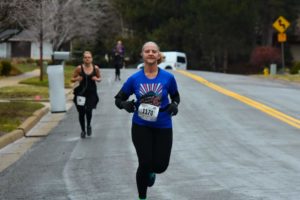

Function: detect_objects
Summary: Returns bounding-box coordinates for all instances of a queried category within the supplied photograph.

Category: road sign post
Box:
[273,16,290,74]
[281,42,285,73]
[277,33,287,75]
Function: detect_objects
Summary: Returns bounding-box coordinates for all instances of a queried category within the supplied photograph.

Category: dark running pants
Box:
[115,67,120,78]
[76,106,93,132]
[131,123,173,199]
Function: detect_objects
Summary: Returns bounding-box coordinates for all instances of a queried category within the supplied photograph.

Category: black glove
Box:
[121,100,135,113]
[166,102,178,116]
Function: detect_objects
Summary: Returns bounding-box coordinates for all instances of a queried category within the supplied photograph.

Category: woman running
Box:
[114,41,180,200]
[71,51,101,138]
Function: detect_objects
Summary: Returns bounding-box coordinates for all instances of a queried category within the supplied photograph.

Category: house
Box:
[0,29,20,58]
[0,29,53,60]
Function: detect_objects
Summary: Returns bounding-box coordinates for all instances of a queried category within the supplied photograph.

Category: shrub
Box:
[250,46,281,70]
[290,62,300,74]
[0,60,13,76]
[9,65,22,76]
[11,58,27,64]
[26,58,36,63]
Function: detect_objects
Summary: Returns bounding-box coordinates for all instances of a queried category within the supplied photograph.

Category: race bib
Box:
[76,96,86,106]
[138,103,159,122]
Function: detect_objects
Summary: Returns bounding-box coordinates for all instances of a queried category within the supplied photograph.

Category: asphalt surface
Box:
[1,69,300,200]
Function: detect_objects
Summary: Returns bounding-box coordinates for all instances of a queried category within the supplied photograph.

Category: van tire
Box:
[165,66,172,70]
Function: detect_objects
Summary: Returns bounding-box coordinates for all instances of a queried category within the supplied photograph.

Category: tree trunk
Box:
[211,51,216,71]
[265,20,274,46]
[223,49,228,73]
[39,30,44,81]
[39,1,44,82]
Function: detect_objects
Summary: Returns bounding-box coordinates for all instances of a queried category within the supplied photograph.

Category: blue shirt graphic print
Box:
[139,83,162,106]
[121,69,178,128]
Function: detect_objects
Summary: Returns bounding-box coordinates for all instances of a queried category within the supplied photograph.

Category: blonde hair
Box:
[157,52,165,64]
[141,41,160,52]
[83,51,92,57]
[141,41,162,64]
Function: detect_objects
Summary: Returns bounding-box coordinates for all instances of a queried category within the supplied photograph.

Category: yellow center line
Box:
[177,70,300,129]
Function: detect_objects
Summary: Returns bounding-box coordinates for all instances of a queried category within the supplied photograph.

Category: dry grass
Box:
[0,102,44,135]
[0,85,49,100]
[256,74,300,84]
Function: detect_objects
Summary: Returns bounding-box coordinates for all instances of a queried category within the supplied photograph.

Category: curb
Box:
[18,107,49,136]
[0,106,49,149]
[0,129,24,149]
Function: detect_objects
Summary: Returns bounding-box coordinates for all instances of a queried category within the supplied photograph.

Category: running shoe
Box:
[87,126,92,136]
[148,172,156,187]
[81,131,86,138]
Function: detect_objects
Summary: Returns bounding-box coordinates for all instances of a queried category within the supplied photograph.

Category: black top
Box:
[74,65,99,109]
[78,65,97,94]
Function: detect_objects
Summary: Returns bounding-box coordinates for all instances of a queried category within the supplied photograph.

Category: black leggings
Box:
[131,123,173,199]
[76,106,93,132]
[115,67,120,76]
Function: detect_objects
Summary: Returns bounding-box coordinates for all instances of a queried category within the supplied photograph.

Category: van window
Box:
[177,56,186,63]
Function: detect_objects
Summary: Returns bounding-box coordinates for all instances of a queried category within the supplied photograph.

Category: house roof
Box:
[8,29,36,42]
[0,29,21,42]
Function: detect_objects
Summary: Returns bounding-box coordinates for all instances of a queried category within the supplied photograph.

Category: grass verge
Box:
[19,65,74,88]
[0,85,49,100]
[0,65,75,135]
[256,74,300,83]
[15,63,38,73]
[0,102,44,136]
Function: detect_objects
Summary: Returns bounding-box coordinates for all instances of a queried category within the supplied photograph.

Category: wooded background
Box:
[1,0,300,73]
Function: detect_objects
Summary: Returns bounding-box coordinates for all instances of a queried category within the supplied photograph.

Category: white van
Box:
[137,51,187,70]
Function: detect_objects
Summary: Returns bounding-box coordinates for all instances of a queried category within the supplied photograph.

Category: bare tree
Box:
[0,0,26,37]
[6,0,103,81]
[0,1,13,32]
[51,0,103,51]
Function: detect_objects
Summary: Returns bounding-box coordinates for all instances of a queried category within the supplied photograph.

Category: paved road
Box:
[1,69,300,200]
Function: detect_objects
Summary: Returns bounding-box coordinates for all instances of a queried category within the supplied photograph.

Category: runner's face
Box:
[83,53,93,65]
[142,44,160,66]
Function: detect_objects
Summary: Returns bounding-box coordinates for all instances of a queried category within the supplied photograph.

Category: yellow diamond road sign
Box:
[273,16,290,33]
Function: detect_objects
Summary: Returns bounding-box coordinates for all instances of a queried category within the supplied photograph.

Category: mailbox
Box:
[46,51,70,113]
[53,51,70,60]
